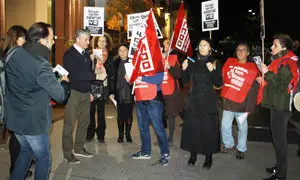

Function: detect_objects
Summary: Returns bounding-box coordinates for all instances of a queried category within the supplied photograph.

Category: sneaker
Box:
[74,148,94,158]
[159,154,170,166]
[131,151,151,159]
[236,150,244,159]
[64,154,80,164]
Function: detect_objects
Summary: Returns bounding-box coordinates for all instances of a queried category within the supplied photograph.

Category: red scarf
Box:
[257,51,299,104]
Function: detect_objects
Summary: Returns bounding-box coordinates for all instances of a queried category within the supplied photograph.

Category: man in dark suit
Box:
[62,29,104,164]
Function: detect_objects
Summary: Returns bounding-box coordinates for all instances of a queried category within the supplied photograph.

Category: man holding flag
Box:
[126,9,170,166]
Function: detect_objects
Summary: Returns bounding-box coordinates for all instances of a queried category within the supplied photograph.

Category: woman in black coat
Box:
[180,38,222,169]
[115,44,135,143]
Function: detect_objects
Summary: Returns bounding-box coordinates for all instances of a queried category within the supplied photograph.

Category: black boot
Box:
[203,154,212,170]
[263,174,286,180]
[125,123,132,143]
[188,152,197,166]
[117,122,124,143]
[266,165,277,174]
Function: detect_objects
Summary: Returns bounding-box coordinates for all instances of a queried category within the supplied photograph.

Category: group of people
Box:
[1,20,299,180]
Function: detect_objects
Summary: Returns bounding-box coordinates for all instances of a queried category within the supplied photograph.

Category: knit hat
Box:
[199,37,213,48]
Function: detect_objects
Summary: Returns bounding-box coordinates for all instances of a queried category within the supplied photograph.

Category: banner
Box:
[84,7,105,36]
[127,11,163,39]
[170,2,193,57]
[201,0,219,32]
[129,10,164,83]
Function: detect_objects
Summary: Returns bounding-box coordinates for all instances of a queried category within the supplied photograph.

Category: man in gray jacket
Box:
[5,22,69,180]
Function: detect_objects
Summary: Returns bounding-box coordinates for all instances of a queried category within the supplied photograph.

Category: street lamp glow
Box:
[248,9,252,13]
[252,12,256,15]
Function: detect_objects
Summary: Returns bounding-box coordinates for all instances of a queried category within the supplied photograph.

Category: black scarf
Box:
[22,42,50,60]
[194,55,213,73]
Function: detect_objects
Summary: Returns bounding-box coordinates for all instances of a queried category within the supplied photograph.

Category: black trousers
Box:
[270,109,291,178]
[87,99,106,140]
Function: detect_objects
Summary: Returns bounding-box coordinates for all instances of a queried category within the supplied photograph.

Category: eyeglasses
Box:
[236,49,248,53]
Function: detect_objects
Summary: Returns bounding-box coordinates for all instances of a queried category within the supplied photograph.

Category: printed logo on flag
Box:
[139,38,154,73]
[175,18,190,53]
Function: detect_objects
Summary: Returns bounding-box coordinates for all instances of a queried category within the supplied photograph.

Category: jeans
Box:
[221,110,248,152]
[136,100,169,156]
[10,133,51,180]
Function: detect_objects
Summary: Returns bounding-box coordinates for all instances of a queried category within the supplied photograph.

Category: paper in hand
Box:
[54,64,69,76]
[93,49,103,59]
[124,62,134,77]
[253,56,262,72]
[237,113,248,124]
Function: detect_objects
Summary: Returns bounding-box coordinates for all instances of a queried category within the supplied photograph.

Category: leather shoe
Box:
[266,166,277,174]
[263,174,286,180]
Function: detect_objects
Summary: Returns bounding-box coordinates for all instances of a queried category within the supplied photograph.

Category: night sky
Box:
[185,0,299,43]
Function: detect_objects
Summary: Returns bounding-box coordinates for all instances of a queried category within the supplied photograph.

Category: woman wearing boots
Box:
[87,33,115,143]
[180,38,222,169]
[161,39,185,144]
[115,44,134,143]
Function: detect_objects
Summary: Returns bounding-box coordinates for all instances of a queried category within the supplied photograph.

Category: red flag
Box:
[129,9,164,83]
[170,2,193,57]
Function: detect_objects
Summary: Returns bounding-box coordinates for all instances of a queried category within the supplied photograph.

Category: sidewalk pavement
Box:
[0,103,300,180]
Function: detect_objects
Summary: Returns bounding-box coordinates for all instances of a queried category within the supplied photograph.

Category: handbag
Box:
[91,81,104,101]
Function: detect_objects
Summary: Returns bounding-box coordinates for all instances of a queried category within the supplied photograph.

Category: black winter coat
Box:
[180,55,222,154]
[115,57,134,104]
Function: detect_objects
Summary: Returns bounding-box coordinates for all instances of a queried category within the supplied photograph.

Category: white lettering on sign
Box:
[225,65,249,91]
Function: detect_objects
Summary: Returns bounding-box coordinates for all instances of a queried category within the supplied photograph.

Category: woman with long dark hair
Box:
[86,33,115,143]
[0,25,33,178]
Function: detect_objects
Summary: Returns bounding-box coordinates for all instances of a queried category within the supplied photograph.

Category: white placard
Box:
[127,11,162,39]
[253,56,262,72]
[128,26,145,59]
[84,7,105,36]
[201,0,219,32]
[54,64,69,76]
